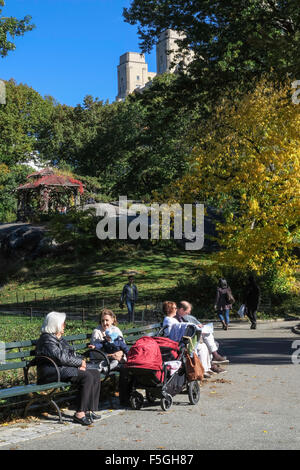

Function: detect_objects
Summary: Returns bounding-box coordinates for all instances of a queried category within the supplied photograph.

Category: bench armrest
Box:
[24,356,61,385]
[83,348,110,380]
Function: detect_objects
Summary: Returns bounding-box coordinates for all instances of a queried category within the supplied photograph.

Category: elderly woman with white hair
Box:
[35,311,101,426]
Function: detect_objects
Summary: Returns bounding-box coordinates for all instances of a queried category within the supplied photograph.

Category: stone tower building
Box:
[116,52,156,101]
[116,30,193,101]
[156,29,186,74]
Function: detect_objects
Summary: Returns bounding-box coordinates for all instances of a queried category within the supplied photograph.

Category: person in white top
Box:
[162,301,212,377]
[88,309,129,370]
[176,301,229,374]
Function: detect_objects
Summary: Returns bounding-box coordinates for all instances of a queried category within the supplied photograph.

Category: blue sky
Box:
[0,0,156,106]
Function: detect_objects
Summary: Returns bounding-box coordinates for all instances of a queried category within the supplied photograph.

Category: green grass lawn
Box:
[0,245,212,340]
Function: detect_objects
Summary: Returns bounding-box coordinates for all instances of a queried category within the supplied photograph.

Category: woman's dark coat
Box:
[215,287,234,311]
[35,332,83,384]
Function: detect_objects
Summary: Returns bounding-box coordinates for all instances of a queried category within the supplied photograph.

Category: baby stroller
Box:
[124,327,201,411]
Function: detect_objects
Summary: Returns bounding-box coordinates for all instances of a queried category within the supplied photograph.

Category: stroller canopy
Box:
[126,336,163,370]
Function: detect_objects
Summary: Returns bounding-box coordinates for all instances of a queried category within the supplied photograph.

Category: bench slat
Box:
[64,334,91,341]
[0,361,27,371]
[125,332,159,344]
[123,323,161,335]
[0,382,70,399]
[5,351,35,360]
[5,340,37,349]
[72,343,89,351]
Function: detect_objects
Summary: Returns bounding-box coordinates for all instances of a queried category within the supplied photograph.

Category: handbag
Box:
[226,289,235,304]
[185,350,204,382]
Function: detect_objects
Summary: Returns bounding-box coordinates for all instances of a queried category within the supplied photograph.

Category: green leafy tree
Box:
[114,74,197,198]
[0,163,31,221]
[0,81,54,221]
[0,0,34,57]
[39,75,197,199]
[124,0,300,103]
[169,79,300,284]
[0,79,54,166]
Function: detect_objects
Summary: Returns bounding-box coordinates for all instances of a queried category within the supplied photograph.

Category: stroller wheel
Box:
[161,393,173,411]
[146,390,156,404]
[188,381,200,405]
[130,391,144,410]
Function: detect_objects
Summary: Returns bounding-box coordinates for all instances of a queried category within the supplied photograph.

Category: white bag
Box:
[164,361,182,376]
[237,304,246,317]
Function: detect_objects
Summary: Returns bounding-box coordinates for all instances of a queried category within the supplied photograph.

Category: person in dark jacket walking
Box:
[214,278,235,330]
[120,275,138,322]
[35,311,101,426]
[243,275,261,329]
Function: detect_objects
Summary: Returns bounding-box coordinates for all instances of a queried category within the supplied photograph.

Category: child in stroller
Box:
[120,324,201,411]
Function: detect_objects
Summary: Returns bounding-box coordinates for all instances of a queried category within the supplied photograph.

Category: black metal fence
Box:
[0,292,163,324]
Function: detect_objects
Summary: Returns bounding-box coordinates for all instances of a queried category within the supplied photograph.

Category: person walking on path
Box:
[120,275,138,322]
[214,278,235,330]
[243,274,261,329]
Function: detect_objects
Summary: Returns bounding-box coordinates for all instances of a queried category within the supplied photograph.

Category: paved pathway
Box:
[1,320,300,450]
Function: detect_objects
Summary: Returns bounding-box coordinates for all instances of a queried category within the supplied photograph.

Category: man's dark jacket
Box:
[121,283,138,303]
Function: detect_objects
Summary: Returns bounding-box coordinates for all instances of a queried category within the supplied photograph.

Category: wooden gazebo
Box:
[16,168,84,220]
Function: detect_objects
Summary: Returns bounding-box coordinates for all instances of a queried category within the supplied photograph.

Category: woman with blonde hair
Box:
[89,308,129,370]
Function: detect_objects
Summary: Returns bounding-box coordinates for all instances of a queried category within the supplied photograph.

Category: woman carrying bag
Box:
[214,278,235,330]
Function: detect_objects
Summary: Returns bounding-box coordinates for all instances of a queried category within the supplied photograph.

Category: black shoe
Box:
[73,414,92,426]
[88,412,101,421]
[250,323,257,329]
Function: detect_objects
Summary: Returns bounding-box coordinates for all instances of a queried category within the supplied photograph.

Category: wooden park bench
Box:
[0,323,162,423]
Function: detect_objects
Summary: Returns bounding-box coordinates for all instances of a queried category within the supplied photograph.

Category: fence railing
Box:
[0,293,163,324]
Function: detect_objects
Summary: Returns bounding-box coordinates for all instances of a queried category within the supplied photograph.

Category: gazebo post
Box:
[17,192,23,221]
[40,186,50,213]
[74,188,80,207]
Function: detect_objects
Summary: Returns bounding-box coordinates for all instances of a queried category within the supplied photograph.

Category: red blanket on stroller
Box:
[125,336,181,383]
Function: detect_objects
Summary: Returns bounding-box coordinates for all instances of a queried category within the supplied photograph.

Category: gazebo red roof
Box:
[17,168,84,194]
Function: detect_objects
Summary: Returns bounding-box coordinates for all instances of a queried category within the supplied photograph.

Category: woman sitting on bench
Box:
[88,308,129,371]
[35,311,101,426]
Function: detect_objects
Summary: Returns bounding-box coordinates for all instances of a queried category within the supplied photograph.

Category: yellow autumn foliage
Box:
[172,79,300,281]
